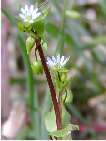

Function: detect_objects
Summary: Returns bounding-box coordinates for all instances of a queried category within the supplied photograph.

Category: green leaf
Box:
[49,124,79,138]
[44,107,57,132]
[62,105,70,127]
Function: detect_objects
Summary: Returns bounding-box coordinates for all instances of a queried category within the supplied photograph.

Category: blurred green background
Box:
[1,0,106,140]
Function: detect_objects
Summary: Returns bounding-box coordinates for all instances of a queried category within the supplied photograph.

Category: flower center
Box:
[26,15,32,21]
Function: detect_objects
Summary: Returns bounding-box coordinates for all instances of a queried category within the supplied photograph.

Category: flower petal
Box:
[25,5,28,12]
[20,8,26,14]
[60,56,65,64]
[30,5,34,13]
[57,54,61,64]
[62,57,70,66]
[32,12,41,20]
[19,13,25,20]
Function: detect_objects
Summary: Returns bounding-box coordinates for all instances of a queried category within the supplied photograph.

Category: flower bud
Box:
[31,61,43,74]
[26,36,35,54]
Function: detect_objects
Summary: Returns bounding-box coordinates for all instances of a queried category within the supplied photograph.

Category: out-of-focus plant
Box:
[17,2,79,140]
[2,0,106,140]
[2,1,79,140]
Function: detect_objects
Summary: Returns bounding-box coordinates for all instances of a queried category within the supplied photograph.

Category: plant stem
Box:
[55,0,67,55]
[17,33,40,138]
[35,38,62,130]
[17,33,35,107]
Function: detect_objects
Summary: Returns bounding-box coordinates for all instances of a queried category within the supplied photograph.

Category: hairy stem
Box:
[35,38,62,130]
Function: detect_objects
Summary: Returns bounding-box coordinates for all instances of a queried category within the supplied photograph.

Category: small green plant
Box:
[2,1,79,140]
[18,2,79,140]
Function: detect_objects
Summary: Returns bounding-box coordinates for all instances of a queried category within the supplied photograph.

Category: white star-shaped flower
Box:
[19,4,41,23]
[47,54,70,69]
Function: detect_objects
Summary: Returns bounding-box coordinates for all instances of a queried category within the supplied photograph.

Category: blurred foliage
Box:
[2,0,106,139]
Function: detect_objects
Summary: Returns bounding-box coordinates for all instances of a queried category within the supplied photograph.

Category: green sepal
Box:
[32,20,45,37]
[55,77,71,93]
[18,22,24,32]
[53,68,69,73]
[25,22,32,29]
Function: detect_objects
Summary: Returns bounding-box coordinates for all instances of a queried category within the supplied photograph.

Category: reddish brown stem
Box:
[35,38,62,130]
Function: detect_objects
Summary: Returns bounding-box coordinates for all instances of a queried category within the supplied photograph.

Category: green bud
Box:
[31,61,43,74]
[18,22,24,32]
[26,36,35,54]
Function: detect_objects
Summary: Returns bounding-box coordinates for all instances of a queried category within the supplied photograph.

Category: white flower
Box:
[47,54,70,68]
[2,102,26,138]
[19,4,41,23]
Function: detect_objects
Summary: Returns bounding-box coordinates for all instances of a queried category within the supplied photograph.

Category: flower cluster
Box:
[47,54,70,69]
[19,5,41,23]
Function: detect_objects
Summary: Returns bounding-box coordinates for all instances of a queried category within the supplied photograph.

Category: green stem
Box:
[55,0,67,55]
[17,33,34,106]
[17,33,40,138]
